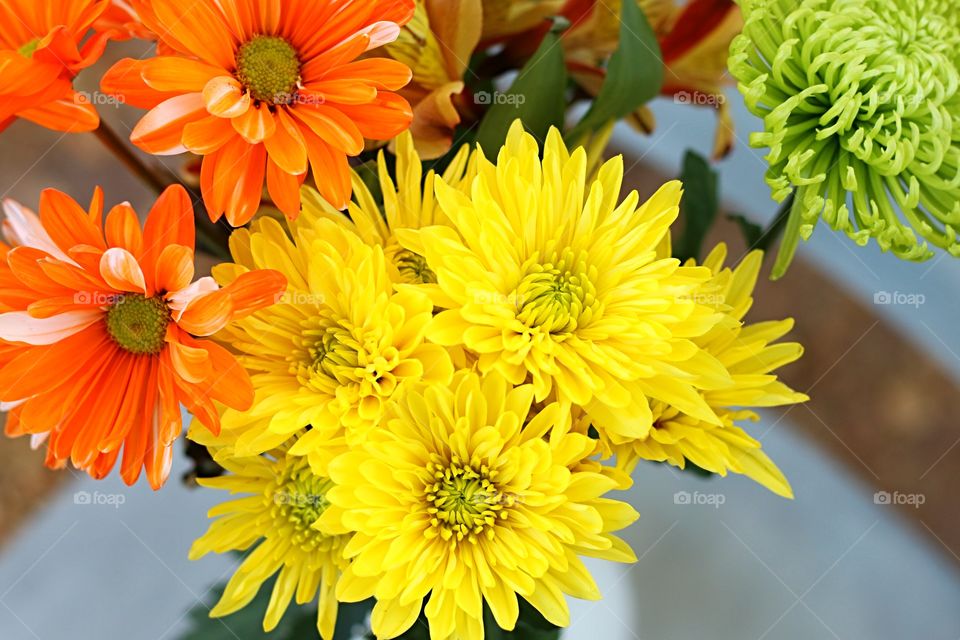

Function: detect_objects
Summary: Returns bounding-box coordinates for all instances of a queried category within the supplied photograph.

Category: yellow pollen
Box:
[235,35,301,104]
[269,461,336,553]
[514,249,599,333]
[105,294,170,355]
[425,457,512,544]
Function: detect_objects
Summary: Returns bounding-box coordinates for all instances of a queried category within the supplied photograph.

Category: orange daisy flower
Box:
[101,0,416,226]
[0,185,286,489]
[0,0,117,133]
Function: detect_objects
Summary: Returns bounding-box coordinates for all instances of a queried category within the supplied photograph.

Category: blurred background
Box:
[1,46,959,640]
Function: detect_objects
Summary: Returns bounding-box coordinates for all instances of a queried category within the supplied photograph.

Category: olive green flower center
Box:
[236,35,301,104]
[515,250,599,333]
[270,462,336,553]
[396,250,437,284]
[105,294,170,355]
[18,38,39,58]
[426,457,513,543]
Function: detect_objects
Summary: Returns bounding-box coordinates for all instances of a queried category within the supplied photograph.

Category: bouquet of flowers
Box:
[0,0,955,638]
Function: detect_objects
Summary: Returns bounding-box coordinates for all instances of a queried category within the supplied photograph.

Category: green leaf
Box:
[674,150,719,263]
[728,213,765,249]
[178,578,374,640]
[475,22,568,154]
[568,0,663,142]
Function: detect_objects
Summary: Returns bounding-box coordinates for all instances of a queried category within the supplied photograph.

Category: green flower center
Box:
[426,457,513,543]
[269,461,337,553]
[105,294,171,355]
[395,250,437,284]
[235,35,301,104]
[514,250,599,333]
[18,38,39,58]
[306,325,359,383]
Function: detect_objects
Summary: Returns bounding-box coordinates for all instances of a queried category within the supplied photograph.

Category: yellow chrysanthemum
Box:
[190,450,348,639]
[194,212,454,472]
[399,121,733,448]
[600,245,808,497]
[317,371,639,640]
[302,130,475,285]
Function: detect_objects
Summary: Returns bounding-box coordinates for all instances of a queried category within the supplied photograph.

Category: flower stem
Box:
[92,121,232,261]
[92,122,171,195]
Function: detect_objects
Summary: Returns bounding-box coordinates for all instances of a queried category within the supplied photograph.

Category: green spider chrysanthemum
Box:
[729,0,960,277]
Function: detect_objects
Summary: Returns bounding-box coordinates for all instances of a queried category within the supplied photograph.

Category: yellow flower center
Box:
[395,250,437,284]
[514,250,599,333]
[105,294,170,355]
[426,457,513,543]
[269,461,337,553]
[307,326,359,383]
[235,35,301,105]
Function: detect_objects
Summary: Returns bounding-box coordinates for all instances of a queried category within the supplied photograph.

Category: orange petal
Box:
[177,288,233,336]
[266,159,304,219]
[131,93,207,155]
[290,104,364,155]
[154,244,194,293]
[152,0,238,69]
[318,58,412,91]
[334,92,412,141]
[299,82,376,106]
[168,337,212,383]
[0,309,102,348]
[232,103,277,143]
[303,130,351,210]
[142,185,196,273]
[39,189,107,254]
[101,58,176,109]
[183,114,237,154]
[100,248,148,294]
[141,56,224,93]
[18,95,100,133]
[222,268,287,319]
[263,108,308,175]
[104,202,144,255]
[203,76,250,119]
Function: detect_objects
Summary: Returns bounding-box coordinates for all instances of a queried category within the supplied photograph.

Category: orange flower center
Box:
[235,35,301,105]
[105,294,171,355]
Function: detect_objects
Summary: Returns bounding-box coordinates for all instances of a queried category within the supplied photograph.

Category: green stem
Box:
[770,191,803,280]
[92,122,171,195]
[92,121,231,261]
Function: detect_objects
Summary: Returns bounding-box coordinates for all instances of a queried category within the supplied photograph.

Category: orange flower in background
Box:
[384,0,482,159]
[0,0,116,134]
[101,0,416,226]
[0,185,286,489]
[514,0,741,159]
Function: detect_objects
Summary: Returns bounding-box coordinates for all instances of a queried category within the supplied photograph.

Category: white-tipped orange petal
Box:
[167,276,219,320]
[203,76,251,119]
[100,248,148,294]
[154,244,195,293]
[0,310,102,345]
[177,289,234,336]
[2,199,72,261]
[361,21,402,49]
[168,339,212,383]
